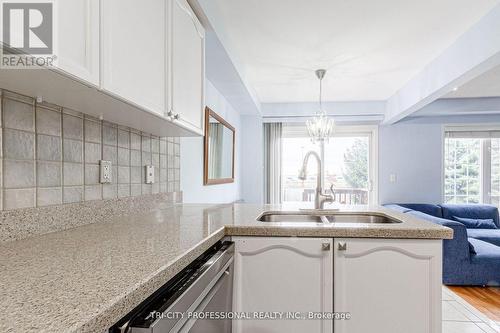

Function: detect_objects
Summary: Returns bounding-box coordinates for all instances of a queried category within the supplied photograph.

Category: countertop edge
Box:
[82,223,451,333]
[225,225,453,239]
[76,228,226,333]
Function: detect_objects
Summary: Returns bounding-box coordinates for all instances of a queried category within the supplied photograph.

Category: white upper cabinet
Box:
[170,0,205,133]
[101,0,167,115]
[1,0,205,137]
[55,0,99,85]
[334,238,442,333]
[232,237,333,333]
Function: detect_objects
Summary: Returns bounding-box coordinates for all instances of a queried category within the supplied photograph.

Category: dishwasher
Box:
[110,241,234,333]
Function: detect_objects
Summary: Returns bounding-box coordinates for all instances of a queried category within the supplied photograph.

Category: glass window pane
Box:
[324,137,369,205]
[281,127,371,206]
[281,137,319,204]
[444,195,456,204]
[444,138,481,205]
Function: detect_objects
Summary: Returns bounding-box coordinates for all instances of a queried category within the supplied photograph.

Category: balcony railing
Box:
[284,188,368,205]
[331,188,368,205]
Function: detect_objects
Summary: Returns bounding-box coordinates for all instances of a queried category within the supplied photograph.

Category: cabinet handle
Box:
[338,242,347,251]
[321,243,331,251]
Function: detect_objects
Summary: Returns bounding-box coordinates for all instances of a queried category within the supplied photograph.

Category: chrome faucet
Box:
[298,151,334,209]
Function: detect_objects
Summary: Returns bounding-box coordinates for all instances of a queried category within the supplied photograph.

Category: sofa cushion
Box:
[468,239,477,254]
[453,216,498,229]
[407,210,462,229]
[382,204,412,213]
[440,204,500,228]
[407,210,471,259]
[467,229,500,247]
[468,238,500,265]
[393,204,443,217]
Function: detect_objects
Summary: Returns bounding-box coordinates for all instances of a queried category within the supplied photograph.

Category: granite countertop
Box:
[0,203,452,333]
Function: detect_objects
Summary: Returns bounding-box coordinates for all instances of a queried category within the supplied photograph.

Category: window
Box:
[444,127,500,206]
[281,136,320,203]
[280,124,377,206]
[444,138,481,204]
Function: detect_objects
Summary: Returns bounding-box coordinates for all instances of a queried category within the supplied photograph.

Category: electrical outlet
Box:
[389,174,397,183]
[145,165,154,184]
[100,160,112,183]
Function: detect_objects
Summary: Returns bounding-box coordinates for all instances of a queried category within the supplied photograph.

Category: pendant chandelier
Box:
[306,69,334,144]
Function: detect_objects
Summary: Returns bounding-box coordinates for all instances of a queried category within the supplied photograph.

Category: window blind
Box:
[282,123,309,138]
[445,127,500,138]
[282,123,373,138]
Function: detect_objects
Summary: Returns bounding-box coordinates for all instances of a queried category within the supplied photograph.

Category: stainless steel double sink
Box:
[257,211,402,224]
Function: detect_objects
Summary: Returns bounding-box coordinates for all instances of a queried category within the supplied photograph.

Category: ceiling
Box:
[212,0,499,103]
[444,64,500,98]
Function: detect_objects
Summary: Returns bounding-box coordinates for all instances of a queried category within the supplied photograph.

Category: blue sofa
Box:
[384,203,500,286]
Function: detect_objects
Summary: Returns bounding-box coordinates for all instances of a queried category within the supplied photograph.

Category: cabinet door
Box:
[334,238,442,333]
[233,237,333,333]
[55,0,99,85]
[171,0,204,133]
[101,0,166,115]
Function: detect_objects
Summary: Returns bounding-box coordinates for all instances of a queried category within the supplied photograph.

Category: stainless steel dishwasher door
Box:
[179,263,233,333]
[126,242,234,333]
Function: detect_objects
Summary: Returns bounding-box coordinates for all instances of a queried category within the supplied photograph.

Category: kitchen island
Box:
[0,204,452,333]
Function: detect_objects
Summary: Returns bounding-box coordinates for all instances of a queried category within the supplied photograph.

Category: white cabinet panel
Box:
[334,238,442,333]
[233,237,333,333]
[56,0,99,85]
[101,0,166,115]
[171,0,204,133]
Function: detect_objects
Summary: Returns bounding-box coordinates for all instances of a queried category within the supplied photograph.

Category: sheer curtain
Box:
[263,123,282,204]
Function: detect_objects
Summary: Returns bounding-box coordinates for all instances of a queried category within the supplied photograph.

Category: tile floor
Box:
[443,286,500,332]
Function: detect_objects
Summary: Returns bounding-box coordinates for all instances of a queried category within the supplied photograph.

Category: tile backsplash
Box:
[0,90,181,210]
